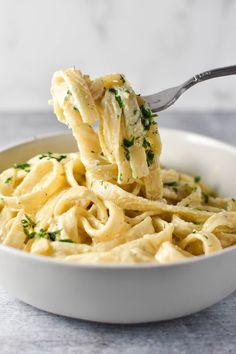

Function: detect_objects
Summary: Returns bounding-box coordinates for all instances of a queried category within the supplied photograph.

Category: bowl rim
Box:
[1,128,236,270]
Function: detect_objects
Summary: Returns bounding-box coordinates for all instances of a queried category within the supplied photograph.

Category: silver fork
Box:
[143,65,236,113]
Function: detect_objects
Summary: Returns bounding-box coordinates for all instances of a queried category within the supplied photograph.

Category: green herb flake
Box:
[28,231,36,239]
[140,106,152,130]
[21,215,36,238]
[109,88,118,95]
[140,105,157,131]
[145,149,155,167]
[59,239,74,243]
[120,74,126,84]
[203,234,209,240]
[4,176,13,184]
[25,215,36,227]
[56,155,67,162]
[164,182,178,187]
[194,176,201,183]
[38,229,47,238]
[142,137,151,149]
[119,173,123,182]
[115,95,124,108]
[123,137,135,161]
[64,89,72,102]
[47,229,62,241]
[39,152,67,162]
[36,228,62,242]
[109,88,124,109]
[202,193,209,204]
[14,163,31,173]
[123,137,135,148]
[73,106,79,112]
[140,105,152,119]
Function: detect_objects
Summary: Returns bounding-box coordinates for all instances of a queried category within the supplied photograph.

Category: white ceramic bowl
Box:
[0,129,236,324]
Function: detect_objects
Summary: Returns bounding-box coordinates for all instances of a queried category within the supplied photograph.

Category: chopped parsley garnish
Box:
[142,137,154,167]
[100,152,104,157]
[202,193,209,204]
[140,105,152,130]
[142,137,151,149]
[38,229,47,238]
[47,229,62,241]
[109,88,124,109]
[37,228,62,241]
[140,105,152,118]
[194,176,201,183]
[14,163,31,173]
[115,95,124,109]
[123,137,135,161]
[123,137,135,148]
[21,215,37,239]
[4,176,13,184]
[39,228,62,241]
[133,109,137,115]
[59,239,74,243]
[21,215,63,242]
[164,181,178,187]
[64,89,72,102]
[164,181,178,193]
[145,149,155,167]
[120,74,126,84]
[39,152,67,162]
[21,215,36,229]
[73,106,79,112]
[109,88,118,95]
[203,234,209,240]
[119,172,123,182]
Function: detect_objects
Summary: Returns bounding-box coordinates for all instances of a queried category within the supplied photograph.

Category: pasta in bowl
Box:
[0,129,236,322]
[0,68,236,265]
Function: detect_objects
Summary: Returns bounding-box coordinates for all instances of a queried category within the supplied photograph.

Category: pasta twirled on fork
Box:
[0,67,236,264]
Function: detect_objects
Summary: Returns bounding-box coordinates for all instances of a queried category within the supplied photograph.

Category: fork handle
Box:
[184,65,236,90]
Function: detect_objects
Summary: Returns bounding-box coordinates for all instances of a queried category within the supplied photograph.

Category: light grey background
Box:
[0,0,236,111]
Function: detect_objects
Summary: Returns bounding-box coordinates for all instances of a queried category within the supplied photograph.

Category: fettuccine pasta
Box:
[0,67,236,264]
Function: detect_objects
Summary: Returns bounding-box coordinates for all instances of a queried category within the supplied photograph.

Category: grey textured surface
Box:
[0,110,236,354]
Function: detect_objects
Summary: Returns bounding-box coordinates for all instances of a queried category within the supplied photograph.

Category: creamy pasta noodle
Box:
[0,68,236,264]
